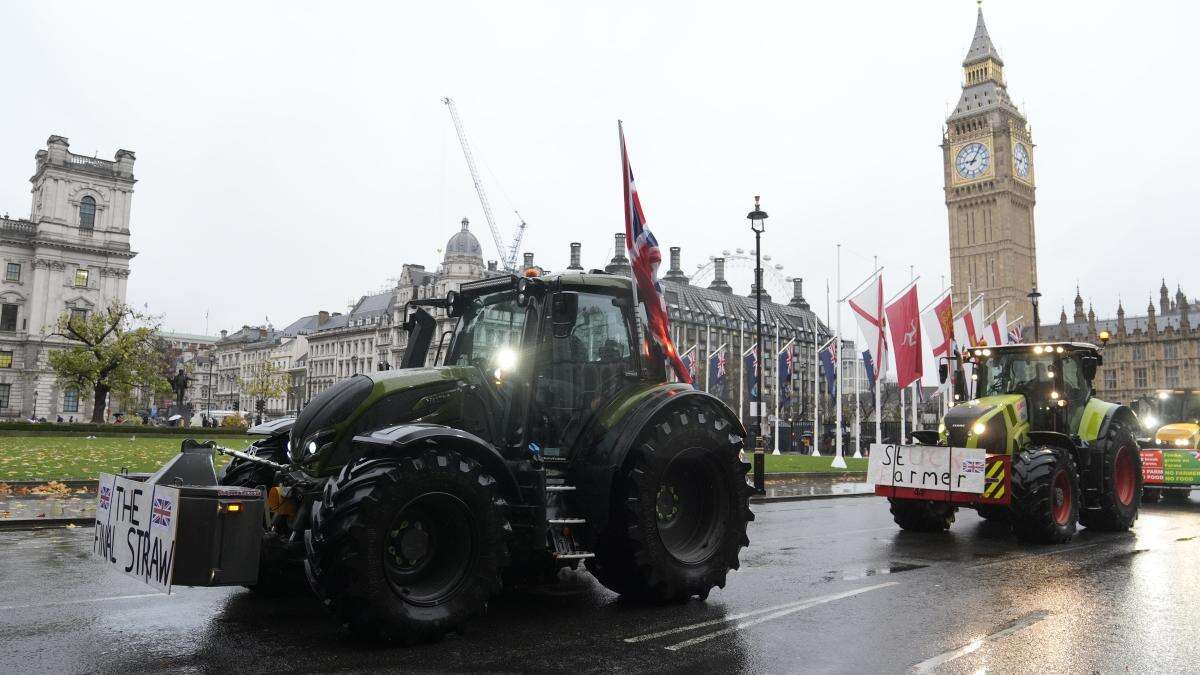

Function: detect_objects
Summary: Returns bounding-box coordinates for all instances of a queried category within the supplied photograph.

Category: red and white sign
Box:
[867,444,987,493]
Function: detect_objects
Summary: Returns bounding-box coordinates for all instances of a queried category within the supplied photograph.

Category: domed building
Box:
[436,218,486,297]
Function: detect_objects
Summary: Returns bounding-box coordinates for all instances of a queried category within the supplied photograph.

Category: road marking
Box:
[624,582,898,650]
[0,593,163,611]
[910,610,1050,673]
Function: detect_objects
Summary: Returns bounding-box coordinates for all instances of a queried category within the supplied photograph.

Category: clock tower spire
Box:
[943,6,1038,325]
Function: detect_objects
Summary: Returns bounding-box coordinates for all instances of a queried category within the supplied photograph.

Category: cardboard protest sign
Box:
[93,473,180,593]
[867,444,987,494]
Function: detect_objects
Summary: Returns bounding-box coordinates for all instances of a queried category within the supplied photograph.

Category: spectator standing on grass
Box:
[56,415,63,423]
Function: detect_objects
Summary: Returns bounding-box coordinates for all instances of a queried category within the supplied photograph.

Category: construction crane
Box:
[441,97,527,271]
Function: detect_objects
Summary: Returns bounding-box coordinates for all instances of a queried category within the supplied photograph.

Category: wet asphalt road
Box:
[3,495,1199,674]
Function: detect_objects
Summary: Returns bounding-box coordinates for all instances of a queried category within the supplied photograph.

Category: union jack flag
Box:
[621,122,690,384]
[151,496,172,528]
[1007,326,1023,345]
[709,349,728,396]
[98,485,112,510]
[778,346,794,407]
[680,345,698,384]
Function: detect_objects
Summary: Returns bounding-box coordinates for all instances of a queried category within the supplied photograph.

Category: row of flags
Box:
[618,121,1021,411]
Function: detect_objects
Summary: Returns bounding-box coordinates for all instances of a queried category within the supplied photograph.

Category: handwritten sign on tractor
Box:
[93,473,180,593]
[867,444,987,493]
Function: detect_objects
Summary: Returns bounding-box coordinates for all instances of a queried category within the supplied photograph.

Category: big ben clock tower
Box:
[943,7,1038,325]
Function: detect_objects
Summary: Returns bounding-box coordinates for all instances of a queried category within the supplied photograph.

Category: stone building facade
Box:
[0,136,136,419]
[943,9,1038,322]
[1032,281,1199,406]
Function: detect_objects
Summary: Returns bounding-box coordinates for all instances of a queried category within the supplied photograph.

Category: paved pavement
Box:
[2,494,1198,673]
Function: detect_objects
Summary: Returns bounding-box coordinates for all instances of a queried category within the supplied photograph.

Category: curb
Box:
[3,479,99,489]
[0,493,881,529]
[751,492,878,504]
[0,517,94,531]
[767,471,868,479]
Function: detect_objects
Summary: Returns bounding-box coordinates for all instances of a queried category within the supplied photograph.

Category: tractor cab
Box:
[965,343,1102,434]
[1133,389,1200,448]
[414,272,668,460]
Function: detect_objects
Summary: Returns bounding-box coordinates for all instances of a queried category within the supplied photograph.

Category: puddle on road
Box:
[821,561,928,582]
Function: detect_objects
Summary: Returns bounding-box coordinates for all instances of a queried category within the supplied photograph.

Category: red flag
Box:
[885,285,923,389]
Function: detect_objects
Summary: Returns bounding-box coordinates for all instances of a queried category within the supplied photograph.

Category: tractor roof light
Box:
[1158,391,1171,400]
[1056,346,1064,353]
[1033,345,1044,354]
[1050,391,1060,400]
[982,348,992,357]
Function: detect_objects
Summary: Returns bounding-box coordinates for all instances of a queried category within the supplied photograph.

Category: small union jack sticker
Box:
[98,485,112,510]
[151,496,172,528]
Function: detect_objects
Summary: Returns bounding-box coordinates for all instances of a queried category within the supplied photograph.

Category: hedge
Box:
[0,422,251,436]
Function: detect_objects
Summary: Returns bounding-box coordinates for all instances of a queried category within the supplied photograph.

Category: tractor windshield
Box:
[1158,391,1200,424]
[977,351,1056,399]
[447,291,528,374]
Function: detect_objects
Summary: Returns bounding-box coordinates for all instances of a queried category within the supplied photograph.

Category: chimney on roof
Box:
[487,260,497,271]
[708,258,732,294]
[220,329,227,339]
[605,233,631,276]
[664,246,689,284]
[789,278,810,310]
[259,327,268,339]
[568,242,583,271]
[318,310,330,326]
[523,252,535,269]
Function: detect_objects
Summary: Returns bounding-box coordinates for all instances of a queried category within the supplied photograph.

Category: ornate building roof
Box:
[444,217,483,258]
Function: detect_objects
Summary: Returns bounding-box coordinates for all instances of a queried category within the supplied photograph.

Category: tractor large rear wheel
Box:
[587,404,752,603]
[304,451,509,643]
[1011,446,1079,544]
[1080,423,1141,531]
[890,500,955,531]
[217,439,303,596]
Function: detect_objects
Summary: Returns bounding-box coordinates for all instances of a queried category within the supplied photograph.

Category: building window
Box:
[1134,368,1147,389]
[1132,345,1146,360]
[0,351,11,368]
[0,304,16,332]
[1103,369,1116,390]
[4,263,19,282]
[0,383,9,409]
[70,308,88,323]
[1164,343,1179,359]
[74,268,89,287]
[1166,367,1180,388]
[79,196,96,231]
[63,387,79,413]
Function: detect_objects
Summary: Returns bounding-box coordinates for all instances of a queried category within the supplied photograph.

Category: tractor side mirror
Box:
[551,292,579,338]
[938,362,949,384]
[401,307,435,369]
[1081,356,1099,382]
[445,290,466,318]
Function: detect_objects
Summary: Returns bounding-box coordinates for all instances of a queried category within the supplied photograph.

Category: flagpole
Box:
[773,319,781,455]
[813,329,821,457]
[853,353,862,459]
[739,325,745,426]
[833,244,846,469]
[899,379,906,443]
[705,318,711,393]
[920,285,954,314]
[618,121,642,364]
[912,381,919,435]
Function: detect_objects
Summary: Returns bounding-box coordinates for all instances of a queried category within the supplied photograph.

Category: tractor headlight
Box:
[306,440,319,455]
[495,347,517,372]
[1143,415,1159,429]
[1175,438,1190,447]
[972,422,987,436]
[1050,391,1060,400]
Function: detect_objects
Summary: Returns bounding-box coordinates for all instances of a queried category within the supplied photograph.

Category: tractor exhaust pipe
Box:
[215,446,287,471]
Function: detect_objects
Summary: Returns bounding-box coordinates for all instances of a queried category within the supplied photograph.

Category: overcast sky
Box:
[1,1,1196,342]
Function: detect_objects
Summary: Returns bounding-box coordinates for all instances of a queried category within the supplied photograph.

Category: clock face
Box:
[1013,142,1031,178]
[955,142,990,179]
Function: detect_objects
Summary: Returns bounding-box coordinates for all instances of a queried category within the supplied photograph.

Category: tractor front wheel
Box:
[1011,446,1079,544]
[304,451,509,643]
[890,500,955,531]
[1080,424,1141,531]
[587,405,753,603]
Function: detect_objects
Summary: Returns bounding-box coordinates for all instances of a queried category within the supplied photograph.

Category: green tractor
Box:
[874,341,1142,544]
[176,272,752,641]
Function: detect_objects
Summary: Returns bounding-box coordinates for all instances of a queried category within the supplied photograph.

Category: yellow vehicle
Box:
[1135,389,1200,504]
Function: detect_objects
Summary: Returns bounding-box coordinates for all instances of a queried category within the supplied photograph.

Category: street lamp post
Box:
[1027,286,1042,342]
[747,196,768,494]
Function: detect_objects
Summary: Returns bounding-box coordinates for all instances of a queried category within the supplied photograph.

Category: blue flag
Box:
[708,350,727,397]
[819,342,838,398]
[744,347,759,402]
[862,349,876,393]
[778,348,794,407]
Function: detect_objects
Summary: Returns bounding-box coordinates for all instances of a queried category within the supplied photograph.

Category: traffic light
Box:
[233,399,240,411]
[256,399,266,413]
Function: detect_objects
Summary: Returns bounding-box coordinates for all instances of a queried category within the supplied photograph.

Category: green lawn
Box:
[0,435,252,481]
[763,453,867,474]
[0,435,863,482]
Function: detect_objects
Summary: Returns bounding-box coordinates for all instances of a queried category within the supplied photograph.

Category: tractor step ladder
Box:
[541,456,595,561]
